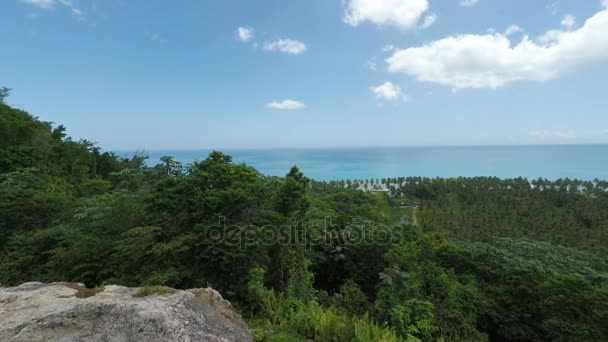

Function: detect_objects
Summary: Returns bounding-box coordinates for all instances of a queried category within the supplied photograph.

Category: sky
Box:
[2,0,608,150]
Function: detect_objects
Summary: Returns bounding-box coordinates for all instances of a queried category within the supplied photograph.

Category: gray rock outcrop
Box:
[0,282,252,342]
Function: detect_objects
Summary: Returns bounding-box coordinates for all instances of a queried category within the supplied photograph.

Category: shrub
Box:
[331,279,369,316]
[353,314,401,342]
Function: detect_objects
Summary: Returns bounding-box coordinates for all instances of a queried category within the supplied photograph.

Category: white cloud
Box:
[23,0,84,19]
[382,44,396,52]
[547,2,559,16]
[343,0,430,31]
[420,13,437,29]
[148,33,167,43]
[386,7,608,89]
[561,14,576,29]
[529,129,608,140]
[263,39,307,55]
[604,0,608,9]
[504,25,523,36]
[267,99,306,110]
[369,81,409,101]
[58,0,83,19]
[459,0,479,7]
[236,27,254,42]
[365,58,378,71]
[21,0,55,8]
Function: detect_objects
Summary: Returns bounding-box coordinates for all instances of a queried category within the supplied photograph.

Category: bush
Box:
[331,279,369,316]
[353,314,401,342]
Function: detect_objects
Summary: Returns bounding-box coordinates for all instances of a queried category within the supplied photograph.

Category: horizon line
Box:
[110,142,608,153]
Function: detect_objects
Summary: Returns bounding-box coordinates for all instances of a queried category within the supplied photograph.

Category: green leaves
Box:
[0,87,11,104]
[407,176,608,250]
[540,275,608,341]
[390,300,435,341]
[277,166,310,217]
[0,225,109,287]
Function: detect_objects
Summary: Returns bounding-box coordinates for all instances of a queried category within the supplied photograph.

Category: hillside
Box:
[1,103,607,341]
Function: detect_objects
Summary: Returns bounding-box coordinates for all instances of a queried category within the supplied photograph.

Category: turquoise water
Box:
[123,145,608,181]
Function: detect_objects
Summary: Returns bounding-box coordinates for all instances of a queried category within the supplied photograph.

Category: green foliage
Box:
[374,226,488,341]
[76,178,113,197]
[250,299,400,342]
[245,266,279,317]
[0,224,110,287]
[392,176,608,250]
[277,166,310,217]
[112,226,164,285]
[540,275,608,341]
[285,256,316,302]
[431,237,608,341]
[0,168,74,247]
[389,300,435,341]
[331,279,369,317]
[352,315,402,342]
[0,87,11,104]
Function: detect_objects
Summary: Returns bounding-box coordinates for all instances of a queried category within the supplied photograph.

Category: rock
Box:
[0,282,252,342]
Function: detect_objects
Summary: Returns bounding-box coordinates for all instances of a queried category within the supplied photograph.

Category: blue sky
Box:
[2,0,608,150]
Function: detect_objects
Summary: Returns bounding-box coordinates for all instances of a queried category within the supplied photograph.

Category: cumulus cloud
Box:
[236,27,254,42]
[459,0,479,7]
[369,81,409,101]
[420,13,437,29]
[266,100,306,110]
[386,6,608,89]
[263,39,307,55]
[343,0,430,31]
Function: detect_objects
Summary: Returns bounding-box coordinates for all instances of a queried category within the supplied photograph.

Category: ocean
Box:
[119,145,608,181]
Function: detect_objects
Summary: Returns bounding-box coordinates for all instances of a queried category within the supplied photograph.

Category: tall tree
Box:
[0,87,11,104]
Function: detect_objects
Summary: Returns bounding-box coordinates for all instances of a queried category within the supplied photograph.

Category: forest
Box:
[1,100,607,341]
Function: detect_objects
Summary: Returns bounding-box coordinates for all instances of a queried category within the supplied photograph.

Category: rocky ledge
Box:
[0,282,252,342]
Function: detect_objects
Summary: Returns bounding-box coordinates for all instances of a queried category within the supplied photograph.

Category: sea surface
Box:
[119,145,608,181]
